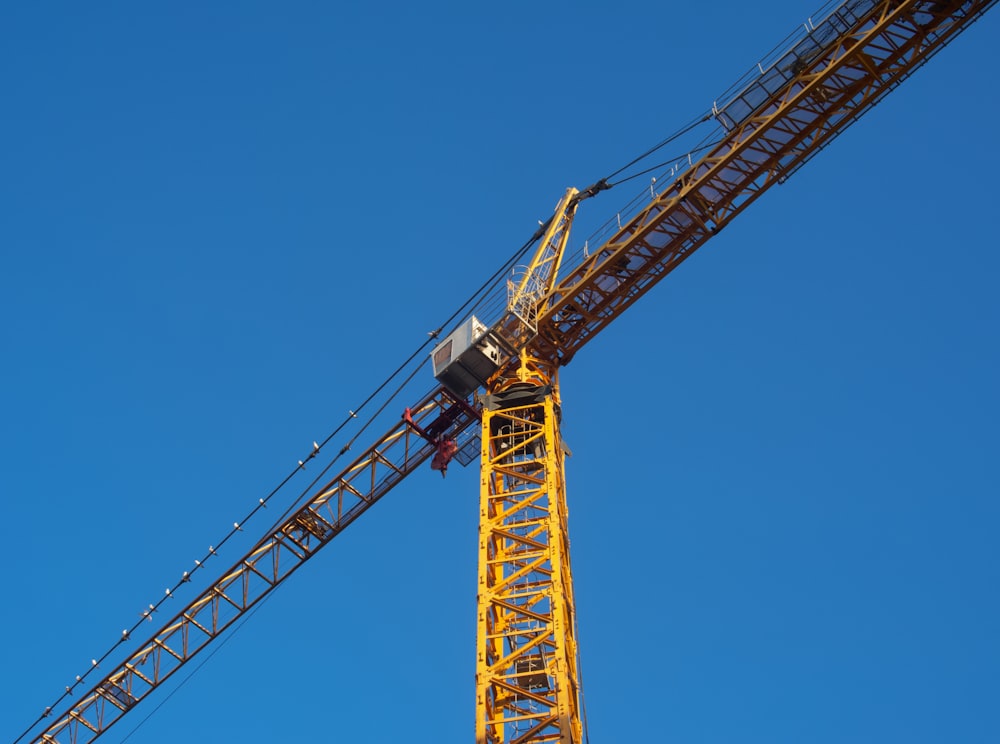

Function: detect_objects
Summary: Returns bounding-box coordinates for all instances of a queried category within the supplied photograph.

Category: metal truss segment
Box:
[477,392,581,744]
[526,0,995,367]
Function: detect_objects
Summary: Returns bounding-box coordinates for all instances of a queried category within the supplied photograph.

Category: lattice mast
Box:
[475,190,584,743]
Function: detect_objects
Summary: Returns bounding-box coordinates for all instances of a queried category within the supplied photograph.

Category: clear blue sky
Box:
[3,2,998,742]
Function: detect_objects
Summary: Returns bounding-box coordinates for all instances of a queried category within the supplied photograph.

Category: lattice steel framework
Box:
[476,386,581,744]
[507,188,579,334]
[529,0,997,367]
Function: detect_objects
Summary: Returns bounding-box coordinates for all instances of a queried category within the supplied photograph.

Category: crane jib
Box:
[530,0,997,368]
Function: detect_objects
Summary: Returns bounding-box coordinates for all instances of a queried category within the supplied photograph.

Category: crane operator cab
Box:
[431,316,503,400]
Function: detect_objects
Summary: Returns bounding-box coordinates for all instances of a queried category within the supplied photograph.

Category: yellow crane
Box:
[15,1,996,741]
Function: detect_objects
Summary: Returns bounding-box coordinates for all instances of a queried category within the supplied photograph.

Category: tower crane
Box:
[13,1,996,742]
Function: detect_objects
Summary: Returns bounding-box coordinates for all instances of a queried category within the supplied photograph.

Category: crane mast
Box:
[18,1,996,742]
[476,364,580,743]
[475,190,583,742]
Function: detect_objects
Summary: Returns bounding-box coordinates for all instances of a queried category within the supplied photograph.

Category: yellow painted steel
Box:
[476,378,582,743]
[476,191,584,741]
[506,188,579,337]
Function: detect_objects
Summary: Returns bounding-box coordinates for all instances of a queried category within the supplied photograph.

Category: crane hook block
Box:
[431,316,502,398]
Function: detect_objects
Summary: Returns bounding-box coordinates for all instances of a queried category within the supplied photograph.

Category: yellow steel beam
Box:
[476,394,582,744]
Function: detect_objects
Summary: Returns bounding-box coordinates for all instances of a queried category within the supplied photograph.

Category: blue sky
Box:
[3,2,998,742]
